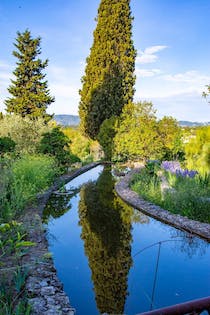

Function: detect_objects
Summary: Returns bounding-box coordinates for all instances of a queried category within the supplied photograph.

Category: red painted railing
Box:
[137,296,210,315]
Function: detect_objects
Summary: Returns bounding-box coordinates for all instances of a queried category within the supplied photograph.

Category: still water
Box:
[43,165,210,315]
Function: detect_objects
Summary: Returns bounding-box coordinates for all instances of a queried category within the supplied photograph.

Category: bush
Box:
[0,137,16,155]
[39,127,72,171]
[184,126,210,174]
[0,154,57,220]
[0,114,54,154]
[63,127,92,162]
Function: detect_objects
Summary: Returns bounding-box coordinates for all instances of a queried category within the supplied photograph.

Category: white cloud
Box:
[136,68,161,77]
[0,72,11,81]
[136,54,158,64]
[47,64,81,114]
[0,60,13,85]
[163,70,210,84]
[144,45,168,55]
[135,68,210,100]
[0,60,11,70]
[136,45,168,64]
[50,83,79,99]
[135,91,210,122]
[0,60,14,112]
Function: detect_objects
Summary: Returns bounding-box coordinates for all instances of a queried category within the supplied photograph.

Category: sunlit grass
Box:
[130,164,210,223]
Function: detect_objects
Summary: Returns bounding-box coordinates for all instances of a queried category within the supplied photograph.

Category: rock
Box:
[28,297,47,313]
[41,286,55,296]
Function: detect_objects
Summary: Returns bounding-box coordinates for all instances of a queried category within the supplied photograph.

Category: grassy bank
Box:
[130,161,210,223]
[0,154,58,314]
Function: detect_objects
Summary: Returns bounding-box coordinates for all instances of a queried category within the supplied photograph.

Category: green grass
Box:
[0,267,31,315]
[0,154,58,314]
[0,154,58,221]
[130,168,210,223]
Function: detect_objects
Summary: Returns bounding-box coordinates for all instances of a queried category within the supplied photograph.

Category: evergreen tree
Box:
[5,29,54,121]
[79,0,136,139]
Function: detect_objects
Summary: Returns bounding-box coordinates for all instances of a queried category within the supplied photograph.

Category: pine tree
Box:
[79,0,136,139]
[5,29,54,121]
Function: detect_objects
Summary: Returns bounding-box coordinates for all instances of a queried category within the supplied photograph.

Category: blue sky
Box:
[0,0,210,121]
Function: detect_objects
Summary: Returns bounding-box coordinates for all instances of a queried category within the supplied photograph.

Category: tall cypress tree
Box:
[5,29,54,121]
[79,0,136,139]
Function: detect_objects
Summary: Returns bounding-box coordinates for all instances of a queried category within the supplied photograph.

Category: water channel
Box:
[43,165,210,315]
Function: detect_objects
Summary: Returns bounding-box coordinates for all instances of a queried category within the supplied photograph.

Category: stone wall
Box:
[23,162,101,314]
[115,169,210,243]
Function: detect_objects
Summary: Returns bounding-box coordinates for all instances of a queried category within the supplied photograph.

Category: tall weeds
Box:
[0,154,58,221]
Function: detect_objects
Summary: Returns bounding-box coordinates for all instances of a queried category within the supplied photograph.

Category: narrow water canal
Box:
[43,165,210,315]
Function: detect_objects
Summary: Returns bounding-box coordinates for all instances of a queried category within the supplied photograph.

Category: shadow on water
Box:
[78,166,133,314]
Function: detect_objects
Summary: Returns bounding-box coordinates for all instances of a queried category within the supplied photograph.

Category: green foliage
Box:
[0,154,57,220]
[97,116,117,160]
[158,116,183,160]
[39,127,72,170]
[0,112,3,120]
[131,168,162,205]
[0,267,31,315]
[5,29,54,121]
[0,114,54,154]
[114,103,184,162]
[0,221,35,261]
[184,126,210,174]
[114,101,161,161]
[0,221,33,314]
[63,127,91,162]
[0,137,16,155]
[79,0,136,139]
[131,167,210,223]
[145,160,161,176]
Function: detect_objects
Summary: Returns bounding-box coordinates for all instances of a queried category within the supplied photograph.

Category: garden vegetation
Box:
[0,1,209,312]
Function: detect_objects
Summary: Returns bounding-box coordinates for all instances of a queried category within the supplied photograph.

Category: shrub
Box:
[0,137,16,155]
[0,154,57,220]
[63,127,91,162]
[184,126,210,174]
[0,114,54,154]
[39,127,72,170]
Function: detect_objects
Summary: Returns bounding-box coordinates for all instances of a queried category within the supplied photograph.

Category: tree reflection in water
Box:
[78,167,133,314]
[43,188,79,223]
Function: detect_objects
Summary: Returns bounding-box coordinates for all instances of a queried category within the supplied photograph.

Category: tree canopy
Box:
[114,102,183,162]
[5,29,54,121]
[114,101,161,161]
[79,0,136,139]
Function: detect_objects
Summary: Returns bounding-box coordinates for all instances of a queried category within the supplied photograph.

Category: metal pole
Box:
[150,241,161,310]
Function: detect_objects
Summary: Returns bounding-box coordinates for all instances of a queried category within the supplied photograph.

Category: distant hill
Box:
[54,115,80,126]
[179,121,210,127]
[54,115,210,128]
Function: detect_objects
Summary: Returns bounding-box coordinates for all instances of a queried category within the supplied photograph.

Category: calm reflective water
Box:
[43,165,210,315]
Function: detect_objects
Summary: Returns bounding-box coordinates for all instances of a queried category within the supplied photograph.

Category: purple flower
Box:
[161,161,198,178]
[161,161,182,174]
